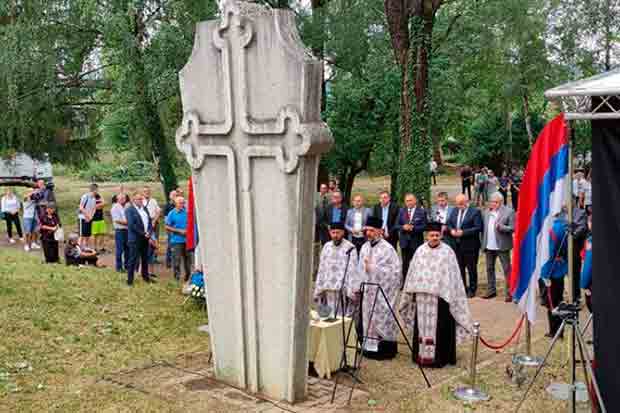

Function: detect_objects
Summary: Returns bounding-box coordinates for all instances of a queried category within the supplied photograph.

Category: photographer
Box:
[581,214,593,313]
[541,211,569,338]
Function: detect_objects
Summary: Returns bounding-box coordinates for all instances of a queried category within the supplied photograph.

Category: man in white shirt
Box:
[78,184,98,249]
[572,171,586,207]
[143,186,161,271]
[344,194,371,254]
[111,194,129,272]
[481,192,514,301]
[429,159,438,185]
[429,192,453,236]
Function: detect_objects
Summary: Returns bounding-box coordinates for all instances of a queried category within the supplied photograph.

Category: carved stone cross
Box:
[175,0,332,403]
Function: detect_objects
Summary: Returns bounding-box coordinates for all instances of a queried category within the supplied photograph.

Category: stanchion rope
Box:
[478,314,526,351]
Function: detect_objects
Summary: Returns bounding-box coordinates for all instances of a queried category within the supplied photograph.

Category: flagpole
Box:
[566,120,576,413]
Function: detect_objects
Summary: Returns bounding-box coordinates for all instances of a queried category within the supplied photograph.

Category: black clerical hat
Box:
[426,222,443,233]
[330,222,345,231]
[366,216,383,229]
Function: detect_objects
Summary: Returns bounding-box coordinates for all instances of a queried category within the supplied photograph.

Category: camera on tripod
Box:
[551,301,581,319]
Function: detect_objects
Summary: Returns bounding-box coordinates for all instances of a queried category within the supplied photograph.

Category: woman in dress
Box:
[39,202,61,263]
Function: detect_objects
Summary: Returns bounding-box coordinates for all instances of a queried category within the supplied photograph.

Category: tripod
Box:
[515,303,605,412]
[331,281,431,404]
[330,246,361,379]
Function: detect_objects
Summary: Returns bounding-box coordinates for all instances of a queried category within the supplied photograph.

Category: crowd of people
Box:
[0,165,594,350]
[0,181,194,287]
[313,166,594,365]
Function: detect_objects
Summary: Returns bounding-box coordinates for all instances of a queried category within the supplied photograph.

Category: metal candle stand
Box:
[454,322,491,402]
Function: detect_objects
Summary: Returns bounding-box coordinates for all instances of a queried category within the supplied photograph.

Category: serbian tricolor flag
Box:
[510,114,569,322]
[186,176,199,252]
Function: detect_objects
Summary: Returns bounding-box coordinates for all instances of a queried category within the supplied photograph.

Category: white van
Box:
[0,152,53,186]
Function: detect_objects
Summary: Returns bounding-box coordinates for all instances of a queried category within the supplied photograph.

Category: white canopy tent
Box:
[543,68,620,413]
[545,68,620,120]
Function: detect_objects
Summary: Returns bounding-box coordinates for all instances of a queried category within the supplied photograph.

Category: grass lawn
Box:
[0,245,211,412]
[0,173,594,412]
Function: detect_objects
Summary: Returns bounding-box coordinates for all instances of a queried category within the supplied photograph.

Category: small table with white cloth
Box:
[307,313,358,379]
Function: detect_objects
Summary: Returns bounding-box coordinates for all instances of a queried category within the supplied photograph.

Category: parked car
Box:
[0,152,53,187]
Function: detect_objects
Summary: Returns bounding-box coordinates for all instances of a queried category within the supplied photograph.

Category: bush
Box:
[77,160,158,182]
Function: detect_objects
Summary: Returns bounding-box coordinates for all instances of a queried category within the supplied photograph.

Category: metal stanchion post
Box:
[454,322,490,402]
[514,320,543,367]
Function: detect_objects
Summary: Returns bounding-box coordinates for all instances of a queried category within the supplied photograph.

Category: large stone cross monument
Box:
[175,0,332,403]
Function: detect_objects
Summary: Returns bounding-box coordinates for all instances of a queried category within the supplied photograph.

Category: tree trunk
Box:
[344,168,357,205]
[132,8,178,197]
[310,0,327,112]
[384,0,412,156]
[431,123,444,165]
[390,124,400,199]
[522,91,534,147]
[604,0,612,71]
[505,105,513,169]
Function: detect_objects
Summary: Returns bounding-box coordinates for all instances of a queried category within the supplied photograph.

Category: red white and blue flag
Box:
[186,176,199,252]
[510,114,569,322]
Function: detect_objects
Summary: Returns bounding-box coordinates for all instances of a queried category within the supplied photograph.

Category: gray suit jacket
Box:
[344,207,372,239]
[481,206,515,251]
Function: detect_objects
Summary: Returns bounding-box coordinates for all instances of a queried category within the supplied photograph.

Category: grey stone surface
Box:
[175,0,332,403]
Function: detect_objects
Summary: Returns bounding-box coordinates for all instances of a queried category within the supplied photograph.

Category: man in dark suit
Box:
[447,194,483,298]
[395,193,427,285]
[372,190,400,251]
[126,191,155,286]
[320,191,348,241]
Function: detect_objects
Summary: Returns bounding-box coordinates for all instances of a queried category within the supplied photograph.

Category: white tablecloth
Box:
[307,316,358,379]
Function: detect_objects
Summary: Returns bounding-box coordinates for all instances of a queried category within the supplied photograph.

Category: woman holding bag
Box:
[39,202,61,263]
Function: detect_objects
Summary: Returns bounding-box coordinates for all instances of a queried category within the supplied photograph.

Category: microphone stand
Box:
[332,245,357,372]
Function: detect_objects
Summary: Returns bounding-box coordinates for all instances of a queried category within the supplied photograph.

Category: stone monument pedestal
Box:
[176,0,332,403]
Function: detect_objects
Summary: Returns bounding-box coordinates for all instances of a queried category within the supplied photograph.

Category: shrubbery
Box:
[76,160,159,182]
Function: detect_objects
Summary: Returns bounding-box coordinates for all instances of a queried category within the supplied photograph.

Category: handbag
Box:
[54,227,64,242]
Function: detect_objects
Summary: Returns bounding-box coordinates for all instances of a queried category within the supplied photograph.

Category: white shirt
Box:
[111,203,128,230]
[435,205,449,224]
[456,208,468,229]
[407,207,416,223]
[486,210,499,250]
[136,205,149,233]
[353,210,363,235]
[23,199,35,219]
[583,181,592,206]
[430,160,437,172]
[143,197,160,220]
[381,205,389,233]
[79,192,97,220]
[572,178,586,197]
[1,195,20,214]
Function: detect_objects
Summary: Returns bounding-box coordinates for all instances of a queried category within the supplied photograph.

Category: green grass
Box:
[0,247,208,412]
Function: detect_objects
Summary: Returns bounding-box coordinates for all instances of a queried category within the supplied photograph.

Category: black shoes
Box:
[467,291,476,298]
[482,292,497,299]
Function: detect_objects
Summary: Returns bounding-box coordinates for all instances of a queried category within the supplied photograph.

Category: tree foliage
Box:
[1,0,617,195]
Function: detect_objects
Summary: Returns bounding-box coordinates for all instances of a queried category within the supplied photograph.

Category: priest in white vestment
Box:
[356,216,402,360]
[314,222,360,317]
[399,222,473,367]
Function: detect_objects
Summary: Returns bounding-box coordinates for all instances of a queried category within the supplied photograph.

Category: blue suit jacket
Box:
[395,207,427,249]
[126,204,153,243]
